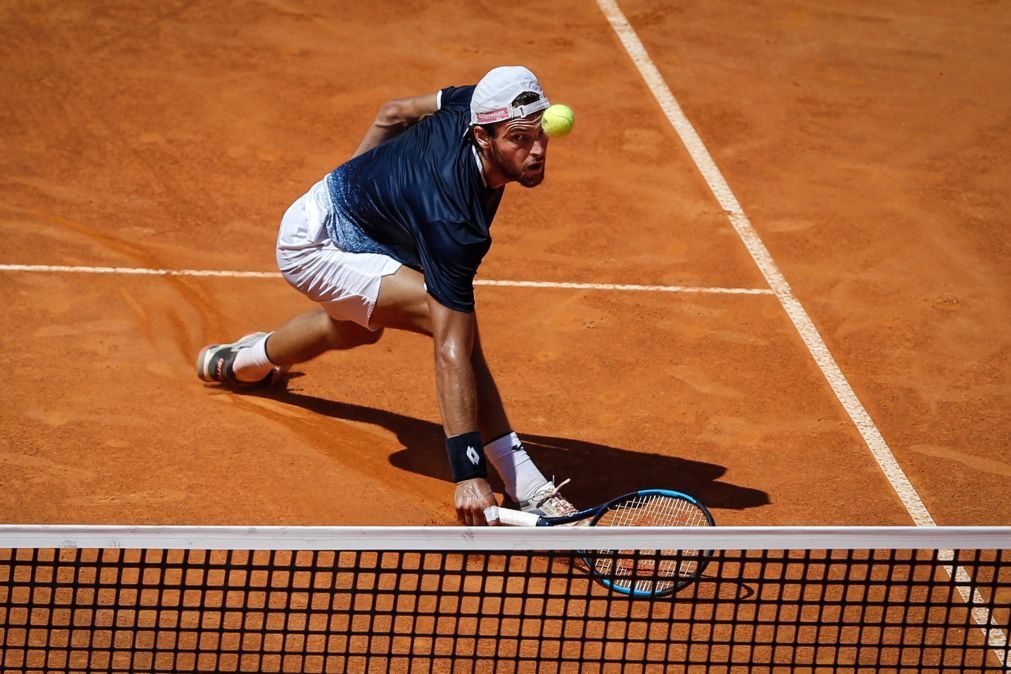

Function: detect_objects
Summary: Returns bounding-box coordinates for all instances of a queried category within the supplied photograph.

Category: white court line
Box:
[596,1,1010,665]
[0,263,773,295]
[0,264,281,279]
[476,278,771,295]
[596,0,931,527]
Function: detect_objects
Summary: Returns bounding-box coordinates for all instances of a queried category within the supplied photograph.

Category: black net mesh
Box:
[1,544,1009,672]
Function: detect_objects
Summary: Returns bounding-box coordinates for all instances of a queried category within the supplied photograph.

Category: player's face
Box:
[487,116,549,188]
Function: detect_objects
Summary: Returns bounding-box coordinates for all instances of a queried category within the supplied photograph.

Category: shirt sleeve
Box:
[438,85,476,115]
[416,219,490,313]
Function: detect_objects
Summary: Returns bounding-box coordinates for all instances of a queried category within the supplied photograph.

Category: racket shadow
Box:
[247,387,769,512]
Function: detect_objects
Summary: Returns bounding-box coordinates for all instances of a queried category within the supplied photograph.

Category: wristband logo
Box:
[466,445,481,465]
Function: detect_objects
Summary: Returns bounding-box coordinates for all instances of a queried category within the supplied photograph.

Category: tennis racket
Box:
[485,488,715,597]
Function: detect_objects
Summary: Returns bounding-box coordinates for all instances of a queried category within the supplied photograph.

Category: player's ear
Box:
[472,124,493,151]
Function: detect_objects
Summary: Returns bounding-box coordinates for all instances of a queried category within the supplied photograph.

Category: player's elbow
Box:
[375,99,412,128]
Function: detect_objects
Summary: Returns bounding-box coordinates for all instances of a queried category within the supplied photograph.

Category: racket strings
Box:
[592,493,712,595]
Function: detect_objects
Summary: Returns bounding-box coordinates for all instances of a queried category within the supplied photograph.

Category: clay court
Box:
[1,1,1008,530]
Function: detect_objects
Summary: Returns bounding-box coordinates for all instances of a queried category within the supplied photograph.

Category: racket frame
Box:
[487,489,716,597]
[585,489,716,597]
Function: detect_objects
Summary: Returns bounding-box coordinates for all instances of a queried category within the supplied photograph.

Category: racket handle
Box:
[485,506,541,527]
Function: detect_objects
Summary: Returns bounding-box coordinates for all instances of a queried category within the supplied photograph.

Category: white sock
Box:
[484,432,549,503]
[232,333,275,382]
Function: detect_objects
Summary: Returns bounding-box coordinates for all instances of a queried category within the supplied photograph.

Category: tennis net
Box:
[1,525,1009,673]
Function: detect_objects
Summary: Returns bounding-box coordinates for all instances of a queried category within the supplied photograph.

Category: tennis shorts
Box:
[275,178,401,330]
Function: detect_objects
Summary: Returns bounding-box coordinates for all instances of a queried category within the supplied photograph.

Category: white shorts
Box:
[276,178,401,330]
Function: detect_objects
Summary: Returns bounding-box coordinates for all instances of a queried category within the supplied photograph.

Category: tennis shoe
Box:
[197,332,285,388]
[520,479,586,525]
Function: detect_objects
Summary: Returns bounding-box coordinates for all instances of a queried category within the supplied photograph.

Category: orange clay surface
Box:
[1,1,1008,527]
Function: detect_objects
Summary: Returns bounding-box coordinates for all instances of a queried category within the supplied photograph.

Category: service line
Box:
[0,263,773,296]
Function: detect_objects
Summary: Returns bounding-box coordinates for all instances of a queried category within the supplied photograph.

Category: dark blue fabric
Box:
[324,85,503,313]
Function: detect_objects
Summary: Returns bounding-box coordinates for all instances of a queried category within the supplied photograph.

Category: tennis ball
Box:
[541,104,575,137]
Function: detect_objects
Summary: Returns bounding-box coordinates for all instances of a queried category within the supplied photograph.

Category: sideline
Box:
[596,0,931,527]
[596,1,1010,660]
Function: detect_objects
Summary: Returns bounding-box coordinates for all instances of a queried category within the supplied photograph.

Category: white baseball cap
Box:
[470,66,551,126]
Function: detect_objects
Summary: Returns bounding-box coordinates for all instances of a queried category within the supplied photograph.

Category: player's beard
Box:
[490,144,545,188]
[517,159,546,188]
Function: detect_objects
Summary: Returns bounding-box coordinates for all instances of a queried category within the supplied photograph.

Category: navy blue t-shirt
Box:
[323,85,503,313]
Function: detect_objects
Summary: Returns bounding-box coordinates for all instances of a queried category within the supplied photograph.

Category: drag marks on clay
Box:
[5,207,233,361]
[667,365,746,400]
[0,453,95,483]
[64,490,188,507]
[910,445,1011,479]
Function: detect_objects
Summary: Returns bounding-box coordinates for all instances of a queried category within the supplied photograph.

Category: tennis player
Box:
[197,66,578,526]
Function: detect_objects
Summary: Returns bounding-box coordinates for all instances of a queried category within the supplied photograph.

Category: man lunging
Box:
[197,66,577,526]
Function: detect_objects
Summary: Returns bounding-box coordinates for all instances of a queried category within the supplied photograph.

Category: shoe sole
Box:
[196,345,219,382]
[196,332,268,383]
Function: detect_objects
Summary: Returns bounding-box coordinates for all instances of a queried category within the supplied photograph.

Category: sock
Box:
[232,333,276,382]
[484,431,549,503]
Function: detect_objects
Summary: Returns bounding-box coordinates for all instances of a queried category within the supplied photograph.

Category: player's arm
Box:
[427,295,497,526]
[351,93,440,159]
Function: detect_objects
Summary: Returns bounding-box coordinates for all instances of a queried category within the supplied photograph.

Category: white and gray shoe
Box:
[196,332,285,388]
[519,479,582,521]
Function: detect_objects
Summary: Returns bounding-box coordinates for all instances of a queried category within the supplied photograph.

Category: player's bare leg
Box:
[264,309,382,366]
[266,264,436,365]
[202,267,427,385]
[369,266,431,335]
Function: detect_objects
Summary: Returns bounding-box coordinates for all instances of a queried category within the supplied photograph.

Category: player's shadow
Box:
[251,386,769,512]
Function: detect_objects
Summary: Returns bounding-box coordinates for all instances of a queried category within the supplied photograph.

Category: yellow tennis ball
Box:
[541,104,575,137]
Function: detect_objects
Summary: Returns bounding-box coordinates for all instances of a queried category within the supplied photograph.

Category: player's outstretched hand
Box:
[455,477,498,526]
